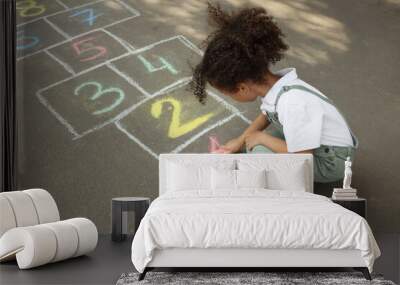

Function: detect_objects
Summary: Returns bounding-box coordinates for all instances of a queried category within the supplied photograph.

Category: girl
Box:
[191,4,358,183]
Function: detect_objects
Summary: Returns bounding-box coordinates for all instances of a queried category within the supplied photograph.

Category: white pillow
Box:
[266,163,307,191]
[166,160,235,191]
[236,169,267,188]
[211,168,236,190]
[211,168,267,190]
[238,159,308,191]
[167,163,209,191]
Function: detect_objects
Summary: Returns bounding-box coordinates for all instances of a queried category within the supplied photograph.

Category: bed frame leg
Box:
[354,267,371,280]
[138,268,148,281]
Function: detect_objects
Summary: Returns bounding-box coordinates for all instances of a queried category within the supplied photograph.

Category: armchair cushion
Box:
[0,218,97,269]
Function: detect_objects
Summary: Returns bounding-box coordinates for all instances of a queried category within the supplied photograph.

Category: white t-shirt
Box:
[260,67,354,153]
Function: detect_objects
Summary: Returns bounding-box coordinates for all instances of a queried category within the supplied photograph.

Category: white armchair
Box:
[0,189,98,269]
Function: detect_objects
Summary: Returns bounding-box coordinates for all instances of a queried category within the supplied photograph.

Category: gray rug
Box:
[116,271,396,285]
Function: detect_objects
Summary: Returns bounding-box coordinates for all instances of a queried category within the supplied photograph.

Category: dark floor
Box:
[0,234,399,285]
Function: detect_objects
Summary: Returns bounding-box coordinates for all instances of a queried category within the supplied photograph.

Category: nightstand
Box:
[111,197,150,242]
[331,198,367,219]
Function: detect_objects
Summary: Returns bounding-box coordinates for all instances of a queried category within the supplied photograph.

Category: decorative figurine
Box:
[332,157,357,199]
[343,156,353,189]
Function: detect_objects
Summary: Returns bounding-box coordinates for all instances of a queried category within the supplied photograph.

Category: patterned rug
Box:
[116,271,396,285]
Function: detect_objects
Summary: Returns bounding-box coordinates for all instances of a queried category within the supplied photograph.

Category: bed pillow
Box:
[211,168,236,190]
[236,169,267,189]
[237,159,308,191]
[211,168,267,190]
[266,163,307,191]
[166,160,235,191]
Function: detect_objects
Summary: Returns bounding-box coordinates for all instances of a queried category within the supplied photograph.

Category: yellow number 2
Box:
[151,98,214,139]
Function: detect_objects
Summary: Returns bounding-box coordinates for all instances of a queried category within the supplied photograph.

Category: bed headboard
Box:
[159,153,314,195]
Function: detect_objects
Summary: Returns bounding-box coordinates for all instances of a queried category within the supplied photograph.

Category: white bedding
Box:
[131,190,380,273]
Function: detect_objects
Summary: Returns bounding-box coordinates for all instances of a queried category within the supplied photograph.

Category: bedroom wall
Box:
[16,0,400,233]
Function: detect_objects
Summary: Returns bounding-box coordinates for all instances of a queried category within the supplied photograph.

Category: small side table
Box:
[331,197,367,219]
[112,197,150,242]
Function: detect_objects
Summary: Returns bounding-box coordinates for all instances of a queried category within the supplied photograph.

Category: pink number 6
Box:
[72,37,107,62]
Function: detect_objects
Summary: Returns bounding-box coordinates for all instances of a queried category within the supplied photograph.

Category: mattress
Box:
[131,189,380,273]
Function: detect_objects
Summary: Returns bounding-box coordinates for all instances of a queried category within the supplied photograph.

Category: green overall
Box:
[248,85,359,183]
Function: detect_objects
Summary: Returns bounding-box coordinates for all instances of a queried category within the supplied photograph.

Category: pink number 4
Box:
[72,37,107,62]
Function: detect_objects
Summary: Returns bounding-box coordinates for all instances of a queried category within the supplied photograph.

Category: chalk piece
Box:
[47,0,139,37]
[17,18,65,59]
[38,65,144,136]
[208,135,222,153]
[116,83,232,154]
[48,30,129,74]
[111,37,202,96]
[17,0,65,25]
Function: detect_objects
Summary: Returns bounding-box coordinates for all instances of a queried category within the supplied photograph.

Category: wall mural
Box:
[17,0,250,159]
[14,0,400,238]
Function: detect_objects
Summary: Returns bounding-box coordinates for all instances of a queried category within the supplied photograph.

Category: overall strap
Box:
[274,85,359,148]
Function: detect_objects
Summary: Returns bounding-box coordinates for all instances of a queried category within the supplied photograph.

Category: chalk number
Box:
[69,8,103,26]
[72,37,107,62]
[74,82,125,115]
[17,30,39,50]
[17,0,46,18]
[138,55,178,75]
[151,98,214,138]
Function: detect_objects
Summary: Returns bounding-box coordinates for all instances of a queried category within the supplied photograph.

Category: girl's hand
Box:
[220,137,244,153]
[244,131,264,151]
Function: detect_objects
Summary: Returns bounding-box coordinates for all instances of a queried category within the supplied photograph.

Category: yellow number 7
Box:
[151,98,214,139]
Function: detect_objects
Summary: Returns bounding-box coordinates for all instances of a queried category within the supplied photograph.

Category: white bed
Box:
[131,154,380,281]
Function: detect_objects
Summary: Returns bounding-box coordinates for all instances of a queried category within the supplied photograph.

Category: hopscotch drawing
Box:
[16,0,139,60]
[20,0,251,159]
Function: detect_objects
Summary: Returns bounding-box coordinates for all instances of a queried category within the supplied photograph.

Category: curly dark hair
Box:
[190,2,288,104]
